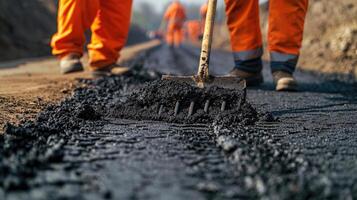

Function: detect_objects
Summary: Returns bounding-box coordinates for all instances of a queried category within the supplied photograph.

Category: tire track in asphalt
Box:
[142,44,357,198]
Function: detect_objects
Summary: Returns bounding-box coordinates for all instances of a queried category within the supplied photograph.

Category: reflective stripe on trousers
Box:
[270,51,299,73]
[233,47,263,73]
[232,49,299,74]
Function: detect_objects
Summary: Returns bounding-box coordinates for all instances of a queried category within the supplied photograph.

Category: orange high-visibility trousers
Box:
[51,0,133,70]
[225,0,308,73]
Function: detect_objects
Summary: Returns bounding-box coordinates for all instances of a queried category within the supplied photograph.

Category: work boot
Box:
[60,53,84,74]
[90,63,130,78]
[228,68,264,87]
[272,71,298,91]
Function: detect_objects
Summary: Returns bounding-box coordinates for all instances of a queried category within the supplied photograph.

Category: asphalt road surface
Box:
[1,44,357,200]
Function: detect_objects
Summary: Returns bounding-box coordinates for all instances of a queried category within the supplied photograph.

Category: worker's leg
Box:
[51,0,99,57]
[88,0,133,70]
[190,22,200,43]
[268,0,309,74]
[174,26,183,47]
[225,0,262,73]
[166,25,175,47]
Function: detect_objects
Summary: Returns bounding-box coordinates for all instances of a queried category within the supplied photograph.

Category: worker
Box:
[200,2,208,35]
[185,20,201,43]
[225,0,309,91]
[51,0,133,76]
[163,0,187,48]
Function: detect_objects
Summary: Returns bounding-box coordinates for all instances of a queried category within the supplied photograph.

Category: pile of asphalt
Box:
[0,65,348,199]
[108,79,259,125]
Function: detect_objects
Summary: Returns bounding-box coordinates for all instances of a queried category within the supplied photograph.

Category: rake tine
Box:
[174,101,180,116]
[238,87,247,109]
[221,101,226,111]
[242,87,247,104]
[188,101,195,117]
[158,104,164,115]
[204,100,210,113]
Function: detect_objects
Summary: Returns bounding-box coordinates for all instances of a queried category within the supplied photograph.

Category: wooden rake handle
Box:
[197,0,217,81]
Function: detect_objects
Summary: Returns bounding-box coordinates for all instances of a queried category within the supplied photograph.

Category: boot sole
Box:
[276,78,298,91]
[60,62,84,74]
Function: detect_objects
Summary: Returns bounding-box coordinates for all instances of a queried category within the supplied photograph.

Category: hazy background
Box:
[132,0,268,30]
[134,0,267,12]
[134,0,210,12]
[132,0,226,30]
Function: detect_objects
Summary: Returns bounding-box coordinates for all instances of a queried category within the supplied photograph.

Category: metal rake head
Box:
[156,87,247,118]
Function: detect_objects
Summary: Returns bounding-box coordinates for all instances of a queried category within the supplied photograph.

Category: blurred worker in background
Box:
[225,0,309,91]
[185,20,201,44]
[163,0,187,48]
[51,0,133,76]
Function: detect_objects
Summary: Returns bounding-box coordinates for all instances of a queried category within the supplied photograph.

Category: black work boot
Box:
[229,68,264,87]
[270,51,299,91]
[228,56,264,87]
[272,71,298,91]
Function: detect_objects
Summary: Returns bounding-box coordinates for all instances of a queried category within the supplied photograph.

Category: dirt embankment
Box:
[300,0,357,78]
[0,0,57,61]
[214,0,357,80]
